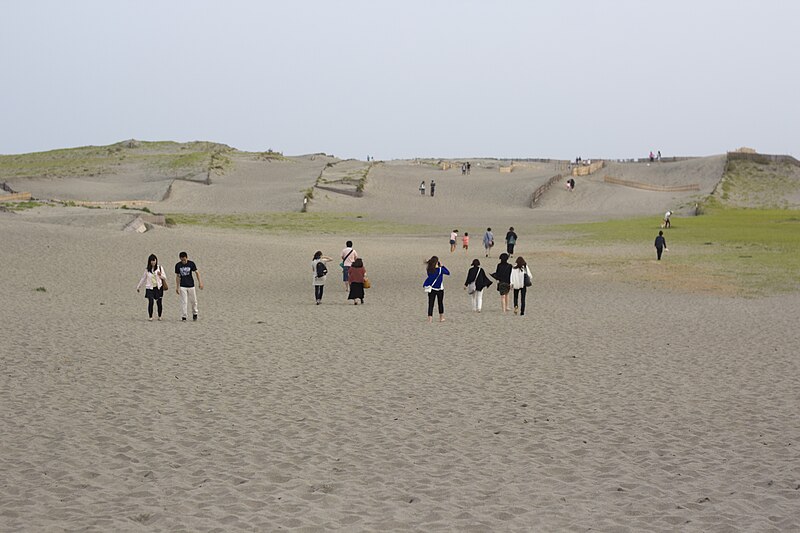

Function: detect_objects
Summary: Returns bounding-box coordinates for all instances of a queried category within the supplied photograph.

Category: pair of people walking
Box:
[489,253,531,315]
[136,252,203,321]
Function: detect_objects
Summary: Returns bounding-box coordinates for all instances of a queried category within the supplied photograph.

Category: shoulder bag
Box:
[467,267,481,294]
[160,265,169,292]
[340,249,354,269]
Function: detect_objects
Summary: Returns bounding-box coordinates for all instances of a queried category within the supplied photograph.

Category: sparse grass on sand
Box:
[3,201,46,211]
[555,207,800,296]
[166,212,432,236]
[0,141,233,179]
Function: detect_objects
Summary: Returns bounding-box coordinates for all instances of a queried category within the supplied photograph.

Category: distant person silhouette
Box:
[654,231,668,260]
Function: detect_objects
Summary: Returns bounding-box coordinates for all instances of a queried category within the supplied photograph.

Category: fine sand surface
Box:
[2,154,799,531]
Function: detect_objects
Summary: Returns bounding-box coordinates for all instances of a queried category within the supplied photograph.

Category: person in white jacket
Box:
[509,256,532,316]
[136,254,169,321]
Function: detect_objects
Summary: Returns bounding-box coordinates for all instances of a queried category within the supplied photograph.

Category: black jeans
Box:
[314,285,324,301]
[507,243,515,255]
[656,246,663,260]
[427,290,444,316]
[147,296,163,318]
[513,287,527,315]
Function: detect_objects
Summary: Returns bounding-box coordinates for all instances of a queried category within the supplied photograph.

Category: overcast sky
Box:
[3,1,798,160]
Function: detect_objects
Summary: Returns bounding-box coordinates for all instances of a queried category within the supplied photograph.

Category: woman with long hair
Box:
[423,256,450,322]
[347,258,367,305]
[464,258,492,312]
[510,256,532,316]
[490,253,512,313]
[311,250,333,305]
[136,254,169,321]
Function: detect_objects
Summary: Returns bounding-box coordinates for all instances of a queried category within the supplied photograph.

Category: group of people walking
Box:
[422,253,532,322]
[312,241,368,306]
[135,252,203,321]
[306,239,533,321]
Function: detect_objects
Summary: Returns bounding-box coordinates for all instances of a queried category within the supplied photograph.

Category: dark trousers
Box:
[427,290,444,316]
[513,287,527,315]
[314,285,324,301]
[147,296,163,318]
[656,246,663,260]
[507,243,515,255]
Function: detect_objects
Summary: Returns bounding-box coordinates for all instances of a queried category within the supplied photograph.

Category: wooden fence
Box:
[572,161,605,176]
[0,192,32,202]
[530,174,564,207]
[603,176,699,192]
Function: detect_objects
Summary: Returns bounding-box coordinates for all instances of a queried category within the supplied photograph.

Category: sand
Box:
[1,154,799,531]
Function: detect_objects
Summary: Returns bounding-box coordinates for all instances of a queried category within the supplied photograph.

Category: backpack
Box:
[316,261,328,278]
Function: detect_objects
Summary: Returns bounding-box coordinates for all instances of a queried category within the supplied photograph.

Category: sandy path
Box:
[1,217,798,531]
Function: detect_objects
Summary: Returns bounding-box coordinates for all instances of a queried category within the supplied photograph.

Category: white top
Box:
[510,265,531,289]
[341,247,358,267]
[137,265,167,290]
[312,258,330,286]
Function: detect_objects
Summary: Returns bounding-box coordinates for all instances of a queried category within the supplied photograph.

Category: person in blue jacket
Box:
[423,256,450,323]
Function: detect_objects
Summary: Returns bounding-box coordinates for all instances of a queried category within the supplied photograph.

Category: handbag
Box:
[363,277,371,289]
[160,266,169,292]
[523,268,532,288]
[424,267,442,293]
[467,267,481,294]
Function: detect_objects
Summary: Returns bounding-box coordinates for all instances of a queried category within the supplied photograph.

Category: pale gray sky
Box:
[3,1,798,160]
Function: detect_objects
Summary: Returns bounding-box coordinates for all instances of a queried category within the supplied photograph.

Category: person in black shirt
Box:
[654,231,668,260]
[490,253,513,313]
[175,251,204,321]
[464,259,493,312]
[505,227,518,256]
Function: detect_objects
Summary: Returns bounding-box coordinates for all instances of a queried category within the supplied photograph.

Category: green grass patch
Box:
[720,160,800,209]
[5,201,46,211]
[556,207,800,295]
[165,211,431,235]
[0,140,235,179]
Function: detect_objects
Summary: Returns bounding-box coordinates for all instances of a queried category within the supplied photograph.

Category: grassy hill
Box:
[0,140,236,181]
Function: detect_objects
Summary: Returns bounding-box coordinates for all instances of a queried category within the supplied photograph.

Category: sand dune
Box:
[1,149,799,531]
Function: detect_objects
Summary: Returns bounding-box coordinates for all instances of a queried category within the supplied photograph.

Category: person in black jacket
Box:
[654,230,668,260]
[490,253,513,313]
[464,259,493,312]
[505,227,518,256]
